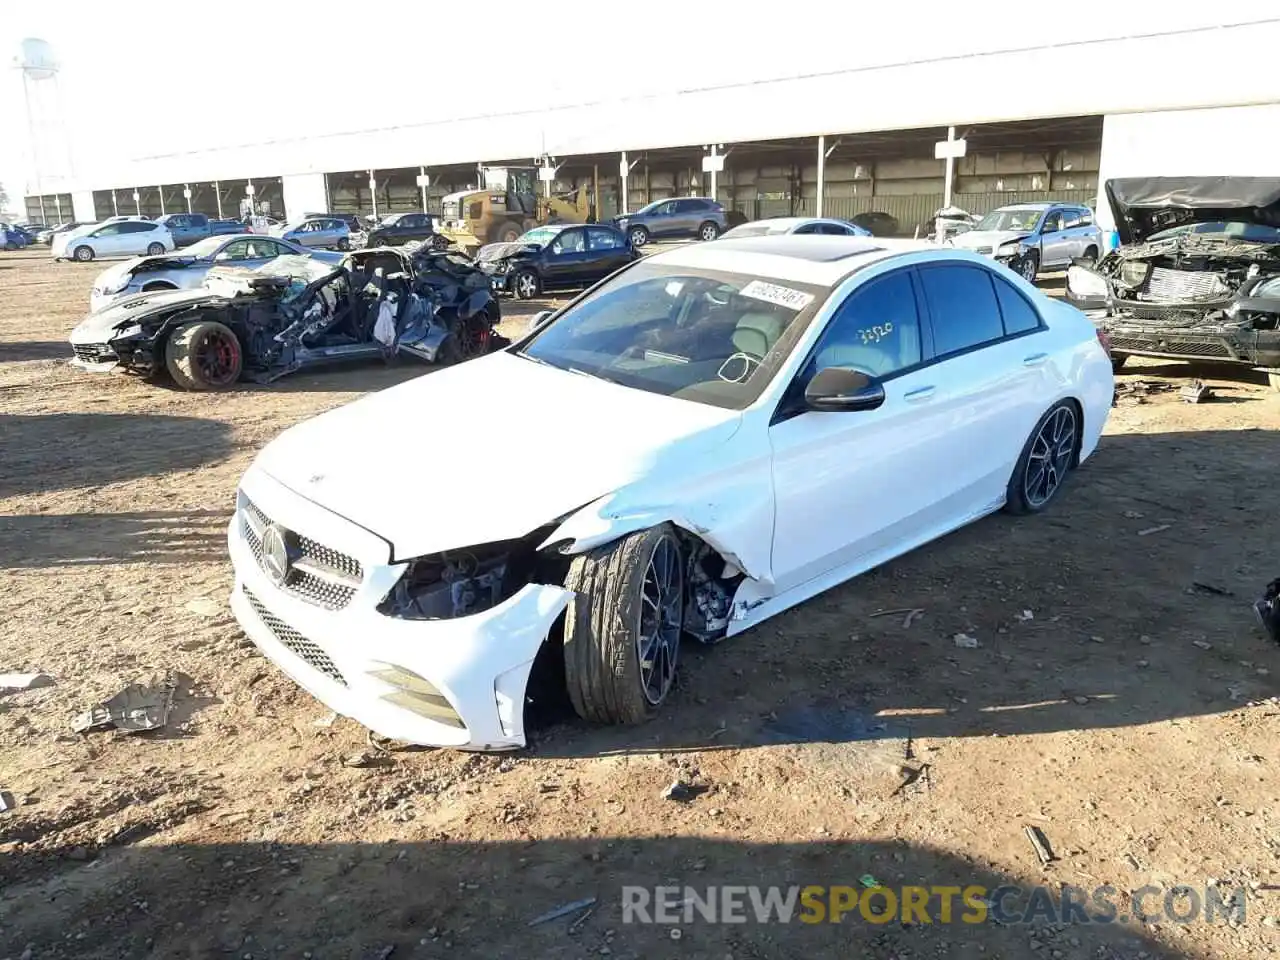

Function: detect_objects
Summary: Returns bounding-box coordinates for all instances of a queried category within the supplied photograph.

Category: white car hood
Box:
[70,287,223,342]
[949,229,1029,250]
[254,350,744,560]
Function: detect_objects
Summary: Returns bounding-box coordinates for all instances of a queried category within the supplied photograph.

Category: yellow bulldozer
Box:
[437,166,594,254]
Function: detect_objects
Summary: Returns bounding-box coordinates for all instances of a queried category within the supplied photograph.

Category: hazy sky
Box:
[0,2,1250,214]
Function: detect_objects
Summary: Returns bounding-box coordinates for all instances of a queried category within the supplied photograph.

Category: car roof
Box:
[645,236,936,285]
[995,202,1058,211]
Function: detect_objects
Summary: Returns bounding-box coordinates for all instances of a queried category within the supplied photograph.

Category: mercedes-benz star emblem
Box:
[261,524,292,586]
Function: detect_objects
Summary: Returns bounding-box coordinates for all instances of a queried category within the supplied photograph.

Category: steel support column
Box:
[816,136,825,218]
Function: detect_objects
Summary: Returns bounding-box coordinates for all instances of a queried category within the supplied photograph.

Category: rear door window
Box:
[587,227,623,250]
[917,264,1005,357]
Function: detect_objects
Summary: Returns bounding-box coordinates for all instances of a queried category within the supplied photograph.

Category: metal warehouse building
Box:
[25,19,1280,234]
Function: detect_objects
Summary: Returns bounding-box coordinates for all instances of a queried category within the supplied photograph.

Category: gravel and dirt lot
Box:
[1,249,1278,960]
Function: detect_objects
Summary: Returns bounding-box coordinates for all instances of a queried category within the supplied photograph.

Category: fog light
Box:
[368,664,465,728]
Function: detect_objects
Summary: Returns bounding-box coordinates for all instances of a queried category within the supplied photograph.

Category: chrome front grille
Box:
[240,496,363,610]
[243,588,346,686]
[72,343,117,363]
[1143,267,1230,302]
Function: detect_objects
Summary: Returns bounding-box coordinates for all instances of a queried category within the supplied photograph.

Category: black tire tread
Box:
[165,320,241,391]
[563,525,674,725]
[513,268,539,300]
[1004,401,1078,516]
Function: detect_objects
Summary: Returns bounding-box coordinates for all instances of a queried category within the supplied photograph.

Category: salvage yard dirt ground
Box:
[1,249,1278,960]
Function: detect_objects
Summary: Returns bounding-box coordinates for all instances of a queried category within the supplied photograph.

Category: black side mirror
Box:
[528,310,554,332]
[804,367,885,412]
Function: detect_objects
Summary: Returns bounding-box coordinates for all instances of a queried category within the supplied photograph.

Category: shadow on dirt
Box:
[0,509,230,567]
[0,340,72,362]
[1122,360,1272,392]
[523,427,1279,756]
[260,360,435,395]
[0,837,1210,959]
[0,413,234,498]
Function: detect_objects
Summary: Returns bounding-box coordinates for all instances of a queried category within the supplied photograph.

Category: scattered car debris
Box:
[901,608,925,628]
[661,780,702,802]
[1180,380,1214,403]
[1025,825,1056,866]
[1113,380,1176,403]
[1016,609,1034,622]
[952,633,980,649]
[312,711,339,728]
[869,607,918,619]
[1137,524,1172,537]
[1256,578,1280,645]
[343,750,389,769]
[1072,696,1090,705]
[0,791,16,813]
[0,673,54,697]
[566,905,595,935]
[859,874,882,889]
[1122,509,1145,519]
[528,897,597,927]
[184,597,222,617]
[1191,581,1234,597]
[1192,640,1214,651]
[71,670,194,734]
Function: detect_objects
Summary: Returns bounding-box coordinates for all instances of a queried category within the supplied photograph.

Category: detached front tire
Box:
[165,320,243,390]
[564,524,685,725]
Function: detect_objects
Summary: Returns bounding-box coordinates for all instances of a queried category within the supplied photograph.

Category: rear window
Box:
[992,274,1041,336]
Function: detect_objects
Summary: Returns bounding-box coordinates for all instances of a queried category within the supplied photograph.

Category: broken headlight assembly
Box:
[995,241,1023,259]
[379,544,515,621]
[1066,265,1108,299]
[1115,260,1151,291]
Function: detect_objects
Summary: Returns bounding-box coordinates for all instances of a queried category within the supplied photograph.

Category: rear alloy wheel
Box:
[564,524,685,725]
[1018,251,1040,283]
[1004,402,1078,515]
[73,245,94,262]
[165,320,243,390]
[513,269,540,300]
[146,242,165,256]
[698,221,720,241]
[628,225,649,248]
[337,237,351,251]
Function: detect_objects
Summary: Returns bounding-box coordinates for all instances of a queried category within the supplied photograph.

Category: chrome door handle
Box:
[1023,353,1049,366]
[904,385,936,402]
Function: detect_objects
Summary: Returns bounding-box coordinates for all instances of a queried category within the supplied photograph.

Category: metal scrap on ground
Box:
[1025,824,1056,866]
[0,673,54,696]
[527,897,597,927]
[71,670,195,734]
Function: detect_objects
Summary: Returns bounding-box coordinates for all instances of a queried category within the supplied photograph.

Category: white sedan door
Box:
[88,223,126,256]
[911,262,1055,514]
[768,268,954,593]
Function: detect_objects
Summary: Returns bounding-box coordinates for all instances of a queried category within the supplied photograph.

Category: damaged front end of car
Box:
[1069,177,1280,375]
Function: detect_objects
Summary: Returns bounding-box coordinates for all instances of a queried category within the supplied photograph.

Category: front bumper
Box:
[1097,315,1280,369]
[227,468,573,750]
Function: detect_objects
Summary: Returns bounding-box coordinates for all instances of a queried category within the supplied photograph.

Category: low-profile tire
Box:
[165,320,243,391]
[1111,353,1129,373]
[146,242,165,256]
[1004,402,1079,515]
[628,225,649,248]
[1017,251,1039,283]
[1082,245,1099,263]
[73,245,94,262]
[337,236,351,251]
[698,220,720,241]
[512,268,540,300]
[563,524,685,726]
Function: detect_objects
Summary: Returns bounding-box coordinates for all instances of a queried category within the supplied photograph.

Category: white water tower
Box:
[14,38,72,222]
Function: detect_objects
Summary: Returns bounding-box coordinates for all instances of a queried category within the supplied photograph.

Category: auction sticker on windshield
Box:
[740,280,815,311]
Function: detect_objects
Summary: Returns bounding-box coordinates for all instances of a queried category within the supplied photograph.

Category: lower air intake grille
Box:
[243,588,346,686]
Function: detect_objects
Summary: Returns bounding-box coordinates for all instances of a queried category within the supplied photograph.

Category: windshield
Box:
[380,214,404,226]
[185,237,228,258]
[1147,220,1280,243]
[976,208,1044,232]
[519,260,829,410]
[517,226,562,246]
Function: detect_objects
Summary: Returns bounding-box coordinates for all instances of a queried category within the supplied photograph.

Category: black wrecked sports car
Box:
[69,244,505,390]
[1067,177,1280,389]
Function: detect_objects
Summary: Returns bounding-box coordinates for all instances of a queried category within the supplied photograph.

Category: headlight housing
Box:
[1067,265,1109,299]
[996,241,1023,258]
[1251,276,1280,299]
[111,323,143,340]
[379,543,515,621]
[1116,260,1151,290]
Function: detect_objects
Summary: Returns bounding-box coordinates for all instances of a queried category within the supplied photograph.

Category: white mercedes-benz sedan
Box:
[227,236,1114,750]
